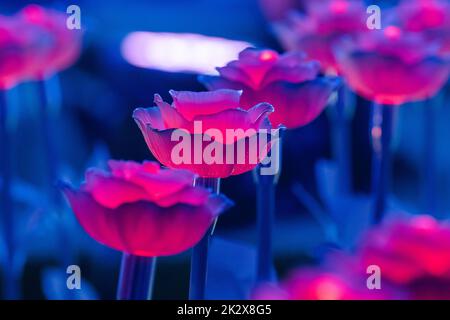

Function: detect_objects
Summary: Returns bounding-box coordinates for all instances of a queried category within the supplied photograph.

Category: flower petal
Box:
[261,60,321,87]
[169,89,242,121]
[132,106,165,131]
[84,168,150,209]
[60,183,129,252]
[61,182,226,257]
[141,126,236,178]
[154,94,191,129]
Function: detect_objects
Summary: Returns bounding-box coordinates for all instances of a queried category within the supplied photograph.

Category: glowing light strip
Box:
[121,32,252,75]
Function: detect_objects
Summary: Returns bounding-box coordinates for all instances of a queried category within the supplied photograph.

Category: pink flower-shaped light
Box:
[61,160,233,257]
[335,26,450,105]
[18,4,82,79]
[393,0,450,55]
[200,48,339,129]
[253,268,396,300]
[0,16,33,89]
[358,215,450,299]
[274,0,368,74]
[133,89,274,178]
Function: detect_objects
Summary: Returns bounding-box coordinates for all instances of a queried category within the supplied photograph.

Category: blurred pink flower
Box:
[393,0,450,55]
[133,89,274,178]
[61,160,233,257]
[254,268,397,300]
[18,4,82,79]
[358,215,450,299]
[200,48,339,129]
[0,17,32,89]
[335,26,450,105]
[274,0,368,74]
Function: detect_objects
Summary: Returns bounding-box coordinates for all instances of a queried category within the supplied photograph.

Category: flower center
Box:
[259,50,277,62]
[384,26,402,40]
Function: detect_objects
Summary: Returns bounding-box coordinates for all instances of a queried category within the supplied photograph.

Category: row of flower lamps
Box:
[1,0,450,299]
[0,5,82,299]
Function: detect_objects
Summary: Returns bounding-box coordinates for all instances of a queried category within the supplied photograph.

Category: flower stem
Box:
[0,89,19,299]
[371,103,394,223]
[189,177,220,300]
[333,85,352,194]
[116,254,157,300]
[37,78,73,267]
[36,79,60,202]
[423,98,436,216]
[254,130,283,283]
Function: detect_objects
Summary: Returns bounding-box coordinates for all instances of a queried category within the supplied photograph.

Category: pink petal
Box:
[84,169,150,209]
[261,60,321,87]
[61,183,227,257]
[156,185,211,207]
[108,160,160,179]
[129,168,195,200]
[60,184,129,252]
[154,94,191,129]
[240,78,338,129]
[216,62,254,88]
[141,126,236,178]
[338,51,450,104]
[169,89,242,121]
[133,106,165,131]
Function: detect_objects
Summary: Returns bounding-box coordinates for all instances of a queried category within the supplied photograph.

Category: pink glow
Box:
[121,32,252,75]
[330,0,349,14]
[260,50,278,62]
[359,215,450,298]
[254,268,398,300]
[384,26,402,40]
[315,278,344,300]
[273,0,367,74]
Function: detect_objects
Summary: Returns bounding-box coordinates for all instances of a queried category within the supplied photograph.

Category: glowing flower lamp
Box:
[199,48,338,284]
[18,4,82,80]
[61,160,232,300]
[390,0,450,215]
[335,26,450,222]
[274,0,368,75]
[393,0,450,55]
[133,89,273,299]
[359,215,450,299]
[253,268,398,300]
[200,48,338,129]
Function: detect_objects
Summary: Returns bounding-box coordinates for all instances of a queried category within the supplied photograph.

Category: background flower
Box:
[358,215,450,299]
[273,0,368,74]
[334,26,450,105]
[0,16,32,89]
[200,48,339,129]
[391,0,450,55]
[253,267,398,300]
[61,160,233,257]
[18,4,82,79]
